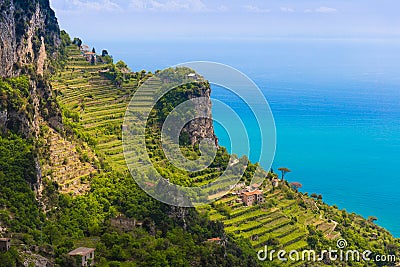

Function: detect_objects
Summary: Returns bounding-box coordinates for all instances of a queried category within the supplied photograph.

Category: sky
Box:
[49,0,400,42]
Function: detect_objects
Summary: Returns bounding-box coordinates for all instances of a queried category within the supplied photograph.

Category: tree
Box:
[368,216,378,223]
[90,55,96,65]
[307,236,319,249]
[290,182,302,190]
[115,60,128,70]
[60,30,71,46]
[102,55,113,64]
[102,49,109,57]
[72,38,82,47]
[278,167,291,181]
[92,47,96,53]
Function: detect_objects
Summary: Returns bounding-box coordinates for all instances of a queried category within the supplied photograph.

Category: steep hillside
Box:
[1,40,262,265]
[50,44,399,266]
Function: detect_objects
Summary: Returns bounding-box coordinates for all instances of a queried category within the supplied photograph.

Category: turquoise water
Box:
[90,39,400,236]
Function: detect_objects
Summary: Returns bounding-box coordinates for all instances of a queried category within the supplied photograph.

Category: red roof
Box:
[144,182,155,187]
[207,237,221,242]
[242,190,263,196]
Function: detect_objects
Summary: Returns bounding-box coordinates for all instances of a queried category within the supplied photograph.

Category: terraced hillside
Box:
[52,45,239,193]
[202,187,328,266]
[40,125,97,194]
[51,45,398,267]
[51,45,139,172]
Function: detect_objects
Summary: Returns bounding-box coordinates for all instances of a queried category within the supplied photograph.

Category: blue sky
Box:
[50,0,400,41]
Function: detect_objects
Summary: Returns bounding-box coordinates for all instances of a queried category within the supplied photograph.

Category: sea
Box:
[88,38,400,237]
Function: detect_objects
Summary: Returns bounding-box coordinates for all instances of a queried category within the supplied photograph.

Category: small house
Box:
[242,190,264,206]
[80,44,90,53]
[271,178,279,188]
[0,238,10,252]
[68,247,95,266]
[144,181,155,187]
[83,52,96,63]
[251,183,260,189]
[207,237,221,244]
[110,215,138,232]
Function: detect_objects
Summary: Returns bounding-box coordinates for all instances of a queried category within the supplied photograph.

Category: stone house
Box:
[0,238,10,252]
[68,247,95,266]
[110,215,139,232]
[242,190,264,206]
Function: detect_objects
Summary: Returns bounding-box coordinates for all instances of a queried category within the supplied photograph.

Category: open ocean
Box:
[89,38,400,237]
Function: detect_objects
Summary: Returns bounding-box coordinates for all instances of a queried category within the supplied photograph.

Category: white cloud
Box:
[244,5,270,13]
[315,6,337,13]
[280,7,295,13]
[68,0,121,12]
[50,0,122,13]
[217,5,228,12]
[129,0,208,12]
[304,6,338,13]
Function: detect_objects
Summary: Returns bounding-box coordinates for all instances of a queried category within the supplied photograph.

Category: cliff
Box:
[181,80,218,147]
[152,68,218,147]
[0,0,62,137]
[0,0,60,77]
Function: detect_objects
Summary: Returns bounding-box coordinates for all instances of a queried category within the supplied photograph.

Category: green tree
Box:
[60,30,71,46]
[72,38,82,47]
[278,167,291,181]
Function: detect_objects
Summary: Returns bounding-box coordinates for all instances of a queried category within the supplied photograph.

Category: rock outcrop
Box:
[0,0,62,137]
[0,0,60,77]
[182,81,219,147]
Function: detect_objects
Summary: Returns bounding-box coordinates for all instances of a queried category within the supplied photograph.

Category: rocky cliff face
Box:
[182,81,218,147]
[0,0,62,137]
[0,0,60,77]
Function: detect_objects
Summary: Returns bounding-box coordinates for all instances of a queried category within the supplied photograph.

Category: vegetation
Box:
[204,174,398,266]
[39,44,264,266]
[0,135,40,232]
[0,35,398,267]
[0,75,30,112]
